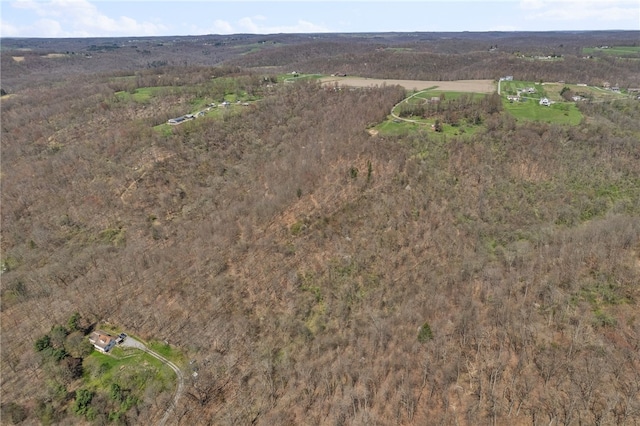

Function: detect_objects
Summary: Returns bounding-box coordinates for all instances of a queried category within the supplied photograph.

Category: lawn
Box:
[583,46,640,57]
[115,86,173,103]
[148,340,187,365]
[83,349,174,393]
[374,116,483,139]
[153,102,250,134]
[376,89,492,138]
[407,90,485,104]
[503,98,582,125]
[499,80,546,99]
[373,119,422,136]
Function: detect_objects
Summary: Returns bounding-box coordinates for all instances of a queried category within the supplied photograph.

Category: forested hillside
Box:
[1,31,639,425]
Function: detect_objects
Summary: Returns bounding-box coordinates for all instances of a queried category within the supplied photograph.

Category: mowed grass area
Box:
[500,80,546,99]
[375,89,490,138]
[115,86,176,103]
[83,348,176,397]
[148,340,187,365]
[408,89,486,104]
[582,46,640,57]
[542,82,630,101]
[500,80,585,124]
[503,98,582,125]
[152,101,254,134]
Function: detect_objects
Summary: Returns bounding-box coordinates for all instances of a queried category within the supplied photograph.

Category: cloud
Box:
[0,18,66,38]
[519,0,545,10]
[211,19,234,34]
[199,15,330,35]
[235,16,330,33]
[488,25,520,31]
[519,0,639,23]
[0,20,22,37]
[5,0,167,37]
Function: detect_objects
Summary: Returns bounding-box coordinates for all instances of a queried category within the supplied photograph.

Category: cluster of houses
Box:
[167,101,252,125]
[167,103,218,125]
[505,86,538,103]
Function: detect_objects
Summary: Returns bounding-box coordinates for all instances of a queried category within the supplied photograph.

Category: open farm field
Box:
[583,45,640,57]
[321,76,495,93]
[503,98,582,124]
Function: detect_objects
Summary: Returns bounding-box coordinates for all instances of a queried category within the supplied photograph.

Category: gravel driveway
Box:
[118,336,184,425]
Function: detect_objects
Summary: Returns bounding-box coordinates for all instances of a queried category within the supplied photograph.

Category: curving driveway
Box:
[121,337,184,426]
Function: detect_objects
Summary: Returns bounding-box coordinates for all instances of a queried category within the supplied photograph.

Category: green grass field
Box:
[499,81,546,98]
[83,349,174,392]
[499,80,589,124]
[115,86,173,103]
[148,340,187,365]
[583,46,640,57]
[503,98,582,125]
[408,90,485,104]
[376,89,491,138]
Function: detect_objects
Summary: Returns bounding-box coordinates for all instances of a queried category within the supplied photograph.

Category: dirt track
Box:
[320,77,495,93]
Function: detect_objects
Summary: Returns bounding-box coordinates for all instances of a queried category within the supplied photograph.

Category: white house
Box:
[89,331,116,353]
[539,98,550,106]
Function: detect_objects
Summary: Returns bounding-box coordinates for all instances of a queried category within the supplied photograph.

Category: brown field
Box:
[320,76,496,93]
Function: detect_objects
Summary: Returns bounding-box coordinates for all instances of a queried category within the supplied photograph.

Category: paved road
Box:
[121,337,184,426]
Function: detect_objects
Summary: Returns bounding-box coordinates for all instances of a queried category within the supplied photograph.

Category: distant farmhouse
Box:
[539,98,551,106]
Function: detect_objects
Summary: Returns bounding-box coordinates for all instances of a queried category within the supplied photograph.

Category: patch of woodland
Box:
[397,92,503,127]
[1,62,640,425]
[275,50,640,87]
[3,31,639,92]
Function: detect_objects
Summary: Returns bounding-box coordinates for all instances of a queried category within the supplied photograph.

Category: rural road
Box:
[121,337,184,426]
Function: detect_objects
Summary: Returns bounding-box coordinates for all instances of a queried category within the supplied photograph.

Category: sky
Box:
[0,0,639,38]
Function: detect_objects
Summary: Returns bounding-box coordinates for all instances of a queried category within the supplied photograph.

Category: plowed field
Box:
[321,77,495,93]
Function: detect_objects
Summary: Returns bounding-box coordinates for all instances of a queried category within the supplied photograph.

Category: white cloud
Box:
[238,17,261,33]
[202,15,330,35]
[237,16,330,33]
[488,25,520,31]
[0,20,22,37]
[519,0,544,10]
[0,18,66,38]
[519,0,639,24]
[6,0,167,37]
[211,19,234,34]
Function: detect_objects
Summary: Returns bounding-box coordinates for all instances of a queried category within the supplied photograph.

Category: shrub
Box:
[418,322,433,343]
[35,335,52,352]
[73,389,94,416]
[1,402,27,424]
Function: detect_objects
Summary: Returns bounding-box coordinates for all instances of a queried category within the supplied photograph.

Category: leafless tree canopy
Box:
[2,31,639,425]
